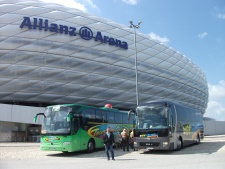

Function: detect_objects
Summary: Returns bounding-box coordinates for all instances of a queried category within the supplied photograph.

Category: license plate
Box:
[49,147,56,150]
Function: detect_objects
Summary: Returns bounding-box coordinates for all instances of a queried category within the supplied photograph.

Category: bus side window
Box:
[95,110,103,123]
[103,111,108,123]
[169,106,176,132]
[107,111,114,123]
[122,114,128,124]
[115,112,122,124]
[128,114,134,124]
[84,109,95,122]
[81,111,86,127]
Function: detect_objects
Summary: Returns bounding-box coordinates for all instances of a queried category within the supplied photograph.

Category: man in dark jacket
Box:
[103,127,115,160]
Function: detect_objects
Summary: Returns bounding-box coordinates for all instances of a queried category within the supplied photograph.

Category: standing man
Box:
[103,127,115,161]
[121,128,129,152]
[129,129,134,150]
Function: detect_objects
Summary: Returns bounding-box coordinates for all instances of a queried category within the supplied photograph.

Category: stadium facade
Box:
[0,0,208,141]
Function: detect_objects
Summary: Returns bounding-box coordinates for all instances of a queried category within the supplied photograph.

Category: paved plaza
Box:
[1,135,225,169]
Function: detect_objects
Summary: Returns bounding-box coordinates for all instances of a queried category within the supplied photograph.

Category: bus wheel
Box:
[177,137,183,150]
[196,134,200,144]
[87,139,95,153]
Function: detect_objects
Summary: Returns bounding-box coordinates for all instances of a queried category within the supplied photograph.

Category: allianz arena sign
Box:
[20,17,128,50]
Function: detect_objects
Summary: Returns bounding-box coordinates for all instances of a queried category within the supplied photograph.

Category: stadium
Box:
[0,0,208,141]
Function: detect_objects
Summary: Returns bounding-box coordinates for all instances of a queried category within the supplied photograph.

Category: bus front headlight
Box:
[162,142,168,147]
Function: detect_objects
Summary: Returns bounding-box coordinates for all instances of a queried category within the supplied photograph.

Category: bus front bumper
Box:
[40,142,72,152]
[134,138,170,151]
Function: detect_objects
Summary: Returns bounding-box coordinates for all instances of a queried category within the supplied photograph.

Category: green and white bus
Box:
[34,103,134,152]
[128,100,204,151]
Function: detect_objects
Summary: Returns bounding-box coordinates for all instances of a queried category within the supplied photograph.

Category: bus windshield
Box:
[136,104,168,129]
[41,106,72,135]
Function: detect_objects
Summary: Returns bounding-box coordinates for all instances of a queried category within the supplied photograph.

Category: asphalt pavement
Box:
[1,135,225,169]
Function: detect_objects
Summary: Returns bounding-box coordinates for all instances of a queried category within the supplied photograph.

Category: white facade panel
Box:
[0,104,12,121]
[204,121,225,135]
[0,104,44,124]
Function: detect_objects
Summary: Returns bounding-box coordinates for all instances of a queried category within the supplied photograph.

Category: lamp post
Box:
[129,21,141,106]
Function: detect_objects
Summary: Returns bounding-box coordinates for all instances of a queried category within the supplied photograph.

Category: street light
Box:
[129,21,142,106]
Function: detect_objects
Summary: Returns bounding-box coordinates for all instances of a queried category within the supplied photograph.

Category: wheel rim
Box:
[197,135,200,143]
[88,141,94,151]
[177,139,182,149]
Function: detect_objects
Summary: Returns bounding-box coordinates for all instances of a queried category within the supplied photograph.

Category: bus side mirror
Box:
[33,116,37,123]
[33,113,46,123]
[128,110,136,120]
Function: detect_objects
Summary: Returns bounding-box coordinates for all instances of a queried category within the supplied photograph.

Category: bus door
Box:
[71,114,81,150]
[79,110,89,150]
[168,105,177,149]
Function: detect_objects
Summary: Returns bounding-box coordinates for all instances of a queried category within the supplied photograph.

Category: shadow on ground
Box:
[141,141,225,155]
[46,147,137,159]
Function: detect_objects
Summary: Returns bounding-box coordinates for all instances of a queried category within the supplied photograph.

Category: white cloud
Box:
[218,13,225,19]
[40,0,87,11]
[40,0,99,12]
[84,0,98,10]
[198,32,208,39]
[208,80,225,100]
[148,32,169,44]
[205,80,225,121]
[121,0,138,5]
[205,101,225,121]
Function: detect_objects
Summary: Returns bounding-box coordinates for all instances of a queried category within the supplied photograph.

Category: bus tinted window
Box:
[102,111,107,123]
[128,114,134,124]
[83,108,95,123]
[107,111,114,123]
[176,106,185,121]
[95,110,103,123]
[115,112,122,124]
[122,114,128,124]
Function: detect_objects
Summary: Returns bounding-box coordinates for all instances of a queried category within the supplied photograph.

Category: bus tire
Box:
[196,134,200,144]
[176,137,183,151]
[87,139,95,153]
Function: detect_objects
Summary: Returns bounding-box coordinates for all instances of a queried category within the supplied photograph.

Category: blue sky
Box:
[41,0,225,121]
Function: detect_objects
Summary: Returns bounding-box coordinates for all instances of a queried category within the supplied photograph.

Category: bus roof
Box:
[46,103,121,112]
[139,100,198,112]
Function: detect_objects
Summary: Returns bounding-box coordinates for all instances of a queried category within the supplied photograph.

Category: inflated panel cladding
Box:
[0,0,208,113]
